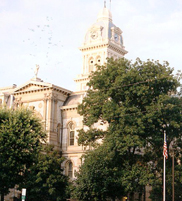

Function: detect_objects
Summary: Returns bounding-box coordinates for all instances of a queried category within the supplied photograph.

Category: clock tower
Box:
[74,5,128,91]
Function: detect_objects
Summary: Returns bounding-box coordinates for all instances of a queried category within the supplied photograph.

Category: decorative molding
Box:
[0,85,17,91]
[61,105,78,111]
[44,93,59,101]
[74,77,89,82]
[80,41,127,56]
[63,150,86,154]
[80,43,108,51]
[14,87,71,96]
[108,43,128,55]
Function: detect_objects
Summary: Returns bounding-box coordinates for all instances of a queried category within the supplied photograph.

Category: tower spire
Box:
[104,1,106,8]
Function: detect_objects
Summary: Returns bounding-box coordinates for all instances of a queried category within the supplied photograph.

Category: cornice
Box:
[14,87,50,95]
[79,42,108,51]
[0,84,17,89]
[13,85,71,96]
[62,150,86,155]
[108,42,128,55]
[60,104,78,111]
[16,98,44,103]
[79,40,128,55]
[74,76,89,82]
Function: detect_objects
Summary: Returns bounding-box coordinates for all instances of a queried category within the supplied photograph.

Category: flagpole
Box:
[163,153,166,201]
[163,131,166,201]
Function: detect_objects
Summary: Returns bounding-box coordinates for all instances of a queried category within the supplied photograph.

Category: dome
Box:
[82,6,124,47]
[83,8,114,44]
[97,7,112,22]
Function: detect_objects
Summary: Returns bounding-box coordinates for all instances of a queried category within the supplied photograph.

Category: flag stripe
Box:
[163,136,168,159]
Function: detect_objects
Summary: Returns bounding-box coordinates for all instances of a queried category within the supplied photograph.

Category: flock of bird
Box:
[23,16,63,69]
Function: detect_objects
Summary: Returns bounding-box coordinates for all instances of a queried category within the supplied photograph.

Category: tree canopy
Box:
[22,145,69,201]
[74,58,182,201]
[73,142,124,201]
[0,107,69,201]
[0,107,46,201]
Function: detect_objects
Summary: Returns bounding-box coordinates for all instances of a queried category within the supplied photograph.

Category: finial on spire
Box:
[104,0,106,8]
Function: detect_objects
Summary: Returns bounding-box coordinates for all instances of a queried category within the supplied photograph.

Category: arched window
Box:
[96,56,101,64]
[94,56,101,71]
[68,162,73,178]
[89,57,94,72]
[66,161,73,178]
[68,122,75,146]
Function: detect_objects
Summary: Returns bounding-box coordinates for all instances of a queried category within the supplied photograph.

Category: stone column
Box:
[82,55,85,74]
[47,93,53,143]
[43,94,48,131]
[14,97,22,108]
[53,96,58,131]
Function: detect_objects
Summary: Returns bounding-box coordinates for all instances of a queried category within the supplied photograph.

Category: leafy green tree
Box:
[22,145,69,201]
[145,96,182,201]
[74,140,154,201]
[73,142,124,201]
[0,107,46,201]
[75,58,182,200]
[150,154,182,201]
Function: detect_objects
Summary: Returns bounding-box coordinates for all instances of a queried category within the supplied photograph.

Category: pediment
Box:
[13,80,51,94]
[13,79,72,96]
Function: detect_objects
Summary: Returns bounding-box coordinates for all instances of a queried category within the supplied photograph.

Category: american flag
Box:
[163,133,168,159]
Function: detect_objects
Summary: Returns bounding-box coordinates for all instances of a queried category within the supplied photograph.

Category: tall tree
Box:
[75,58,182,200]
[0,107,46,201]
[73,142,124,201]
[22,145,69,201]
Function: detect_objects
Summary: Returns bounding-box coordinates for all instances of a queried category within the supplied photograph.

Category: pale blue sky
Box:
[0,0,182,91]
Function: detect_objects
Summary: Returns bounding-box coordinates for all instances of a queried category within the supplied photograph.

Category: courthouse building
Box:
[0,5,152,201]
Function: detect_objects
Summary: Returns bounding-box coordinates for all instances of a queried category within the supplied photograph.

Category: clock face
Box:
[114,33,118,41]
[91,31,98,39]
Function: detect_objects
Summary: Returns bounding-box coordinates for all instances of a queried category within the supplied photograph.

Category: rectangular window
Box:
[70,131,74,146]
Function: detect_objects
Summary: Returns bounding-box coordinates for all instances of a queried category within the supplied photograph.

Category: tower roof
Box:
[83,7,122,45]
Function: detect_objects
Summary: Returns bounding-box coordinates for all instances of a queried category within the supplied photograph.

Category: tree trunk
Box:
[128,193,134,201]
[111,197,115,201]
[143,186,146,201]
[1,192,4,201]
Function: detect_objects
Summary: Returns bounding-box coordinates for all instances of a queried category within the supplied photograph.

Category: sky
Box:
[0,0,182,91]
